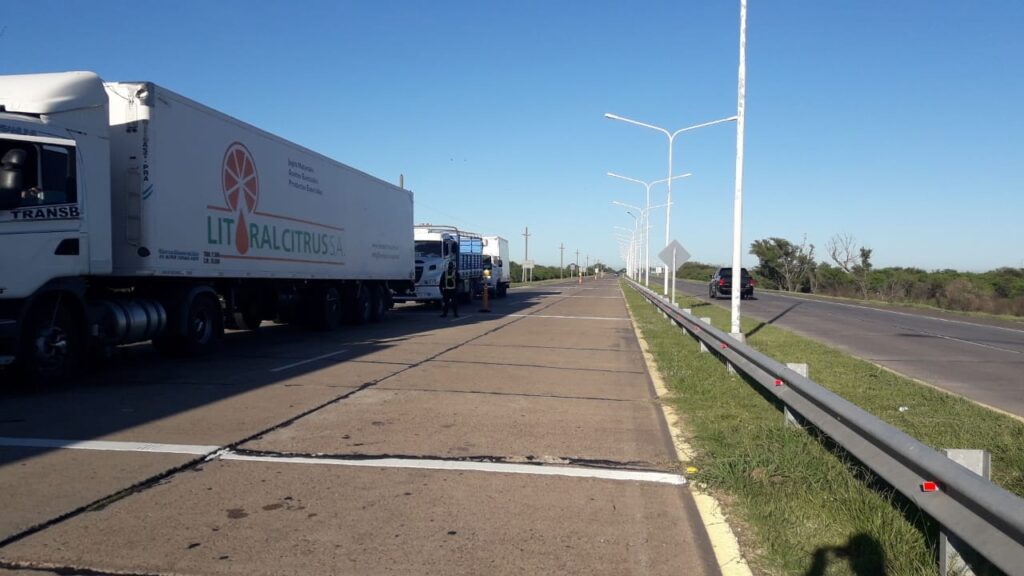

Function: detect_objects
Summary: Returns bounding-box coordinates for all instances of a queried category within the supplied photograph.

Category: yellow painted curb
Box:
[623,286,753,576]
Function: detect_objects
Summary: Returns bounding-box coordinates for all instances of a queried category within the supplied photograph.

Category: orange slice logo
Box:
[222,142,259,254]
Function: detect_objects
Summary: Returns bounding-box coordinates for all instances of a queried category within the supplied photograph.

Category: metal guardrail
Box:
[625,278,1024,574]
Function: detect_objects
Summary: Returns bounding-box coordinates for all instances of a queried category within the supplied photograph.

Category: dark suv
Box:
[709,267,755,299]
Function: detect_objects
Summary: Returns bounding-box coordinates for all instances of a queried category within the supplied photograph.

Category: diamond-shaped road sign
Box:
[658,240,690,267]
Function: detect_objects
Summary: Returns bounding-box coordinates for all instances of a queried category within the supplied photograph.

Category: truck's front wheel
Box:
[20,296,83,385]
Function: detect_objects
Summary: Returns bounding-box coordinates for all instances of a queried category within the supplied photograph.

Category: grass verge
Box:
[623,283,1023,575]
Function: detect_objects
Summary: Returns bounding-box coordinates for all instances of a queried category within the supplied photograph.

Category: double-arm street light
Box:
[608,172,691,286]
[605,112,737,296]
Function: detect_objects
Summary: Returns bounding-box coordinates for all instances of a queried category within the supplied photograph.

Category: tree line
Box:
[677,235,1024,317]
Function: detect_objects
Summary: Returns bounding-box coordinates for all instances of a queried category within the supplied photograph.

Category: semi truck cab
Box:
[0,72,114,373]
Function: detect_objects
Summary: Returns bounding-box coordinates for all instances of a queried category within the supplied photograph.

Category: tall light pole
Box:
[522,226,531,283]
[605,112,737,296]
[730,0,749,337]
[559,242,565,279]
[607,172,691,286]
[612,202,642,279]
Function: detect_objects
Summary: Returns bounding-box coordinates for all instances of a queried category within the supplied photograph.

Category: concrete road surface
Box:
[674,278,1024,418]
[0,278,720,575]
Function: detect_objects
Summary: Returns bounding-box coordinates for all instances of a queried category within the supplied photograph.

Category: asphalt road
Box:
[673,278,1024,418]
[0,279,719,575]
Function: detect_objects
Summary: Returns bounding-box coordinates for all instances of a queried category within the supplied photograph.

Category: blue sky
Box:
[8,1,1023,271]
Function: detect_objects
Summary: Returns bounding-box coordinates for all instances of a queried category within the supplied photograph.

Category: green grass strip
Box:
[623,283,1022,575]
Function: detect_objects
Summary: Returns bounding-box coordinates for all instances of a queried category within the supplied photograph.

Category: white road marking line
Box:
[222,453,685,485]
[270,349,348,372]
[540,295,621,299]
[768,291,1024,335]
[0,437,682,485]
[0,437,219,455]
[897,326,1022,355]
[508,314,630,321]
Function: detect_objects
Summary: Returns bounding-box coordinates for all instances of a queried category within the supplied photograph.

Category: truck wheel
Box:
[369,284,387,323]
[229,299,263,332]
[20,296,82,385]
[182,293,223,356]
[234,307,263,331]
[498,284,508,298]
[313,286,342,331]
[351,285,372,325]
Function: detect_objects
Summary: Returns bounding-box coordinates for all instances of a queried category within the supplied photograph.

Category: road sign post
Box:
[658,240,690,304]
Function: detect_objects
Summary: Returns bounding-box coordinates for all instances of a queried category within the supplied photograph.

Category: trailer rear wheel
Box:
[156,292,223,356]
[312,286,342,331]
[350,284,372,325]
[19,295,82,385]
[369,284,387,323]
[182,293,223,355]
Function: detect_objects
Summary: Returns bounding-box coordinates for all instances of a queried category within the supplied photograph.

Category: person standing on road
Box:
[440,260,459,318]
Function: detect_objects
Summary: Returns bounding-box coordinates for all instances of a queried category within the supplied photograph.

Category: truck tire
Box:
[369,284,387,323]
[312,286,342,331]
[155,292,223,356]
[498,283,508,298]
[182,293,223,355]
[351,284,372,325]
[232,307,263,332]
[228,297,263,332]
[19,295,83,385]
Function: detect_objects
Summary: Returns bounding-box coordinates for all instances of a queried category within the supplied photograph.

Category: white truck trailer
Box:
[482,235,509,297]
[392,224,482,304]
[0,71,414,382]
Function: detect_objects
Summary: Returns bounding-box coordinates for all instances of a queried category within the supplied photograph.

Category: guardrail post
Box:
[940,449,991,576]
[784,363,808,427]
[699,318,712,352]
[681,309,692,335]
[725,333,746,374]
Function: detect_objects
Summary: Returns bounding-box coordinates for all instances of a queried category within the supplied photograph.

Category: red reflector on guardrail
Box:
[921,481,939,492]
[774,379,784,386]
[720,343,728,350]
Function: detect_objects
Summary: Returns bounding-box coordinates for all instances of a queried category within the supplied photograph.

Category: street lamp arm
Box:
[606,172,646,187]
[612,200,642,212]
[604,113,671,137]
[651,173,692,186]
[671,116,738,138]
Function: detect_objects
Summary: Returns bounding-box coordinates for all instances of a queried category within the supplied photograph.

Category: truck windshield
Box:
[0,139,77,210]
[414,241,443,258]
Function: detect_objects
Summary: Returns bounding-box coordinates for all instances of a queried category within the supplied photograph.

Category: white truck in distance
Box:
[392,224,482,304]
[0,71,414,382]
[482,235,509,297]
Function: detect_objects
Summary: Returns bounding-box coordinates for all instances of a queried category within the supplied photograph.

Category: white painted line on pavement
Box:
[0,437,219,455]
[540,295,621,299]
[768,291,1024,335]
[270,349,348,372]
[508,314,629,321]
[222,453,686,485]
[0,437,682,485]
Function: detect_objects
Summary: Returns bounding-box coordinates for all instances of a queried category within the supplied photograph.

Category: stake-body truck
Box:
[392,224,482,304]
[0,71,414,382]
